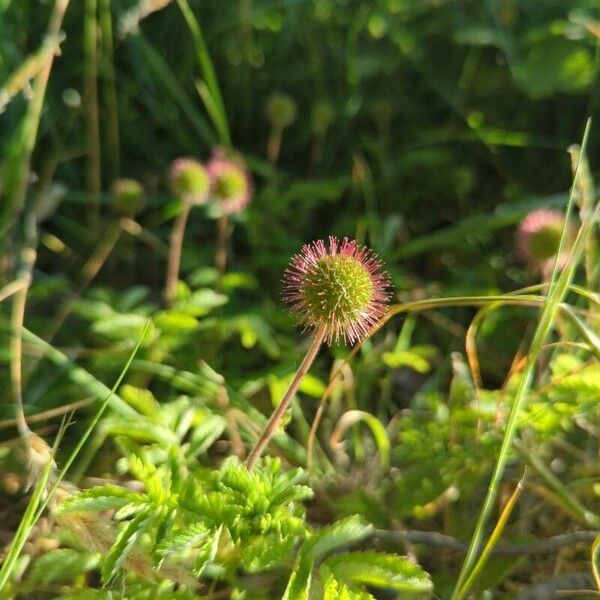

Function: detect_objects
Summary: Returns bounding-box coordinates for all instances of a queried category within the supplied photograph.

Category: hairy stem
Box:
[165,200,191,305]
[246,327,326,470]
[215,214,229,274]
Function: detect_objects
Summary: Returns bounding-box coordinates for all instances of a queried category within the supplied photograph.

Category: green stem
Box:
[165,200,192,305]
[246,327,326,470]
[84,0,101,230]
[99,0,120,180]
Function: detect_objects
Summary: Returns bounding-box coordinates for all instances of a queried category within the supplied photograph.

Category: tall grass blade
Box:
[99,0,120,180]
[83,0,101,228]
[177,0,231,146]
[0,0,70,238]
[19,326,138,417]
[451,118,595,599]
[130,33,215,147]
[454,472,526,599]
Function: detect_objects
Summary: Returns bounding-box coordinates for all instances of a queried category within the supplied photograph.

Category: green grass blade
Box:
[177,0,231,146]
[0,419,68,591]
[0,0,70,238]
[455,473,526,598]
[129,32,216,147]
[451,118,595,599]
[20,326,138,417]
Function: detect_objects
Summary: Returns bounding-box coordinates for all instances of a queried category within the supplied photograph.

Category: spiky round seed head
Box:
[169,157,210,205]
[207,149,253,216]
[283,237,391,345]
[516,208,573,269]
[112,178,144,215]
[265,92,297,129]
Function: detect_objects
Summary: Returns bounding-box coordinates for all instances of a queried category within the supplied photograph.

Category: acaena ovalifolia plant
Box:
[246,236,391,469]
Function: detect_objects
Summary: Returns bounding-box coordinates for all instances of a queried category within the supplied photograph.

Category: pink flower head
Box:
[283,237,392,345]
[207,149,253,216]
[516,208,574,271]
[169,157,210,205]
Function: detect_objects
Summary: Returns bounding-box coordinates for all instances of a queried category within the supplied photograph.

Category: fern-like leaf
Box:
[101,510,152,583]
[54,485,147,514]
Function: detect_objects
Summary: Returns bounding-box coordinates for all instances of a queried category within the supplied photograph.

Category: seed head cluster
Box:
[169,150,253,214]
[283,237,391,345]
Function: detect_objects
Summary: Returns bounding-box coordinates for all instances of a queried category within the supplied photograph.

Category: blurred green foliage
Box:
[1,0,600,598]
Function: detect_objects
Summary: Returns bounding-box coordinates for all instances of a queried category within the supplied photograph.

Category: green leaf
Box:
[154,310,199,332]
[92,313,148,339]
[283,516,373,600]
[101,510,152,583]
[119,384,161,416]
[322,572,374,600]
[382,350,431,373]
[29,548,99,585]
[193,525,222,578]
[186,414,226,458]
[184,288,228,316]
[157,522,209,556]
[323,551,433,593]
[103,416,179,445]
[56,591,113,600]
[54,485,147,514]
[298,373,327,398]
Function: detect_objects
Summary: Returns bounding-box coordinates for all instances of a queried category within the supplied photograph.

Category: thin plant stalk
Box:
[215,214,229,274]
[267,125,283,163]
[246,326,326,470]
[0,0,70,238]
[454,473,526,600]
[99,0,120,180]
[0,279,28,304]
[84,0,101,230]
[11,205,39,449]
[165,200,192,305]
[451,118,594,598]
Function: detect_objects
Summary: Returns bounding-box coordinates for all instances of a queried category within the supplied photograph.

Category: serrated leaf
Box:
[193,525,222,578]
[29,548,99,585]
[157,522,209,556]
[302,516,373,563]
[186,414,226,458]
[54,485,147,514]
[101,510,152,583]
[322,571,374,600]
[104,416,179,445]
[283,516,373,600]
[324,551,433,592]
